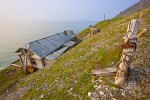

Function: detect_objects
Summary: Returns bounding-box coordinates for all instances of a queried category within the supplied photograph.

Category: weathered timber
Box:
[115,19,139,87]
[15,30,77,71]
[11,64,22,68]
[91,67,117,76]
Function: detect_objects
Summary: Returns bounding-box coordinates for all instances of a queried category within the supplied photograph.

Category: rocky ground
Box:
[88,35,150,100]
[0,80,36,100]
[88,67,150,100]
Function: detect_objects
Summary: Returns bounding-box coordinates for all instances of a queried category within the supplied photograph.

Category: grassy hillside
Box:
[0,8,150,100]
[0,61,24,95]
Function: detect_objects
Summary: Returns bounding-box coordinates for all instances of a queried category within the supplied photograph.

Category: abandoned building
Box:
[89,25,100,35]
[16,30,77,71]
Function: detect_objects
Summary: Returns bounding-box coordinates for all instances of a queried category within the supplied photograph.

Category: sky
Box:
[0,0,140,21]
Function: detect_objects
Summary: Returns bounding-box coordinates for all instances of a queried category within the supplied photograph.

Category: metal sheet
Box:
[46,36,63,48]
[53,33,66,43]
[63,41,76,47]
[66,32,73,39]
[37,39,57,52]
[70,33,76,38]
[45,47,68,60]
[58,32,69,42]
[29,42,48,58]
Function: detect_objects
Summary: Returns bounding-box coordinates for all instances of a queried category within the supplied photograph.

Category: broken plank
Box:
[91,67,117,76]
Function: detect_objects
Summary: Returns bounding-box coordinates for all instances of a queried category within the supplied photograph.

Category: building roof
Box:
[16,30,76,59]
[63,41,76,47]
[45,46,68,60]
[45,41,76,60]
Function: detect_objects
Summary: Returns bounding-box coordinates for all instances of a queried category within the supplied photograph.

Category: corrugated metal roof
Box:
[63,41,76,47]
[17,30,76,59]
[45,47,68,60]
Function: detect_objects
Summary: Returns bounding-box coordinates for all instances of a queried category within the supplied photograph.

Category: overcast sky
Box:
[0,0,139,21]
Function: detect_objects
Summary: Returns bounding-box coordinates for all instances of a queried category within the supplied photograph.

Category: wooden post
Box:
[115,19,139,87]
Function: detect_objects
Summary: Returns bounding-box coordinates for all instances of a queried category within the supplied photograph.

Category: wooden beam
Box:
[11,64,22,68]
[91,68,117,76]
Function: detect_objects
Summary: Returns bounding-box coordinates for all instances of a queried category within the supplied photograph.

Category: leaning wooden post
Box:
[115,19,139,87]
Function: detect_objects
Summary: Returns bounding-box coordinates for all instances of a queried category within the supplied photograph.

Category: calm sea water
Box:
[0,20,97,69]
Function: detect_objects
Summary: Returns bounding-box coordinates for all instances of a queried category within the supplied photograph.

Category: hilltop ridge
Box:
[116,0,150,17]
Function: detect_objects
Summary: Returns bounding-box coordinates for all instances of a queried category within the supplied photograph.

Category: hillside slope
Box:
[116,0,150,17]
[0,8,150,100]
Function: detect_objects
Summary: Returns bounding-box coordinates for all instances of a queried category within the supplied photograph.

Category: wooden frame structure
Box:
[16,30,77,73]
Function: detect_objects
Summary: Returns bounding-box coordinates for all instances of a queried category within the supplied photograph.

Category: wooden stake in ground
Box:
[115,19,139,87]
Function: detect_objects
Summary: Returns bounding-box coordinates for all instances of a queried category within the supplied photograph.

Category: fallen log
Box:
[91,67,117,76]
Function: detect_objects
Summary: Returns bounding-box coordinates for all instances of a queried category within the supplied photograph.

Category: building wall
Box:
[34,58,43,68]
[18,48,32,67]
[43,58,50,66]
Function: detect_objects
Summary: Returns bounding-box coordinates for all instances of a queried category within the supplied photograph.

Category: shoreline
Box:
[0,59,19,71]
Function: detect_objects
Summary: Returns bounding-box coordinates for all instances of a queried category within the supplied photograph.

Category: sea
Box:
[0,20,97,70]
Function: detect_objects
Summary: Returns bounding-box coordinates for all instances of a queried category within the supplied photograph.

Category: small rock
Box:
[94,85,97,88]
[105,87,108,91]
[99,91,104,95]
[121,92,125,97]
[97,85,102,89]
[91,92,99,98]
[40,94,44,99]
[112,98,117,100]
[88,92,92,96]
[98,79,103,83]
[109,93,113,97]
[68,88,73,93]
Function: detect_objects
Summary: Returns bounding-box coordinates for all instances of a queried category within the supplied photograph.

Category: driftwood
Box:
[91,67,117,76]
[115,19,139,87]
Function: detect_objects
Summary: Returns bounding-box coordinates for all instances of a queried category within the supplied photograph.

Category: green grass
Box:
[0,61,24,95]
[0,7,150,100]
